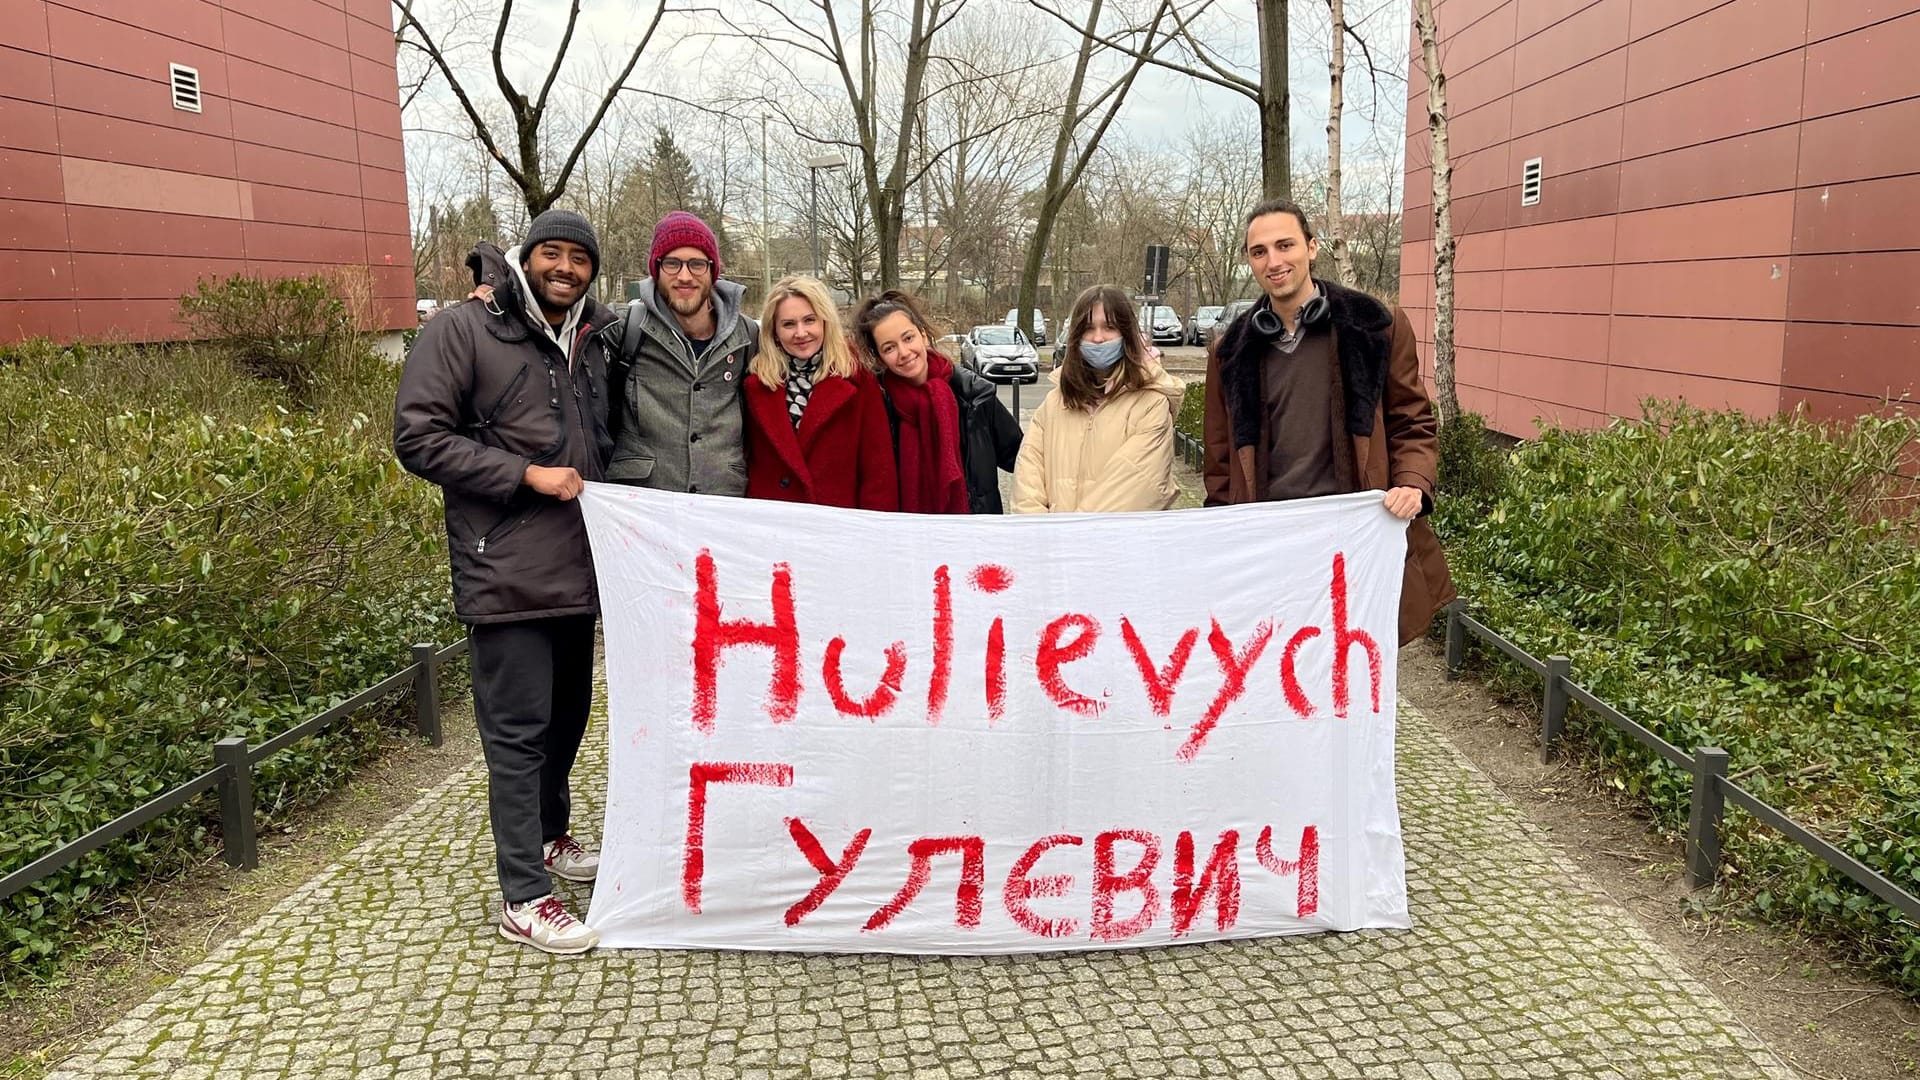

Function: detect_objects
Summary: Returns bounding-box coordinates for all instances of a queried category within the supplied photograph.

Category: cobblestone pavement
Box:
[47,694,1790,1080]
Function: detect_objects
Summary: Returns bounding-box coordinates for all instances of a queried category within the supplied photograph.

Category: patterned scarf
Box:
[785,354,820,428]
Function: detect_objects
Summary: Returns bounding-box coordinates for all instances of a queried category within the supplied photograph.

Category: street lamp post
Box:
[806,152,847,281]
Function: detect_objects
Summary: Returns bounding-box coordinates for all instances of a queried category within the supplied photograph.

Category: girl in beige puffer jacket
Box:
[1012,284,1184,514]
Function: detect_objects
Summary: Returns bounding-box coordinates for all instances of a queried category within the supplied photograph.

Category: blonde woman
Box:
[743,275,898,509]
[1012,284,1183,513]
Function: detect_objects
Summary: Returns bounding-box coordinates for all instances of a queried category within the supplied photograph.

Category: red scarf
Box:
[884,354,968,514]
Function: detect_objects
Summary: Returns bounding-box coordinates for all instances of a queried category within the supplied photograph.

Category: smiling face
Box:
[774,294,823,360]
[657,244,714,318]
[522,240,592,316]
[1244,210,1318,308]
[870,311,929,385]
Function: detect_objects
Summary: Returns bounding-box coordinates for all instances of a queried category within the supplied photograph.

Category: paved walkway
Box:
[47,694,1790,1080]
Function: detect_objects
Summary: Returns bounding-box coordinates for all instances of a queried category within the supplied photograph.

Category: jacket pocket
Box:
[607,451,656,483]
[473,364,530,440]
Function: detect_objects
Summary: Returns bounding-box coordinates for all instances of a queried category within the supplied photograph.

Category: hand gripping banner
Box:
[577,484,1411,953]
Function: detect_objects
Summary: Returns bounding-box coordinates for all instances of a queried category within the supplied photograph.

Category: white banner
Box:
[578,484,1411,954]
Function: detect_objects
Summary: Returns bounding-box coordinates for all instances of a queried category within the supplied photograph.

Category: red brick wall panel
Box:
[1501,311,1614,363]
[1609,315,1787,381]
[1624,0,1808,100]
[1808,0,1916,39]
[1614,192,1796,262]
[1617,127,1801,210]
[0,198,68,250]
[1511,50,1625,137]
[51,59,233,137]
[1802,9,1920,118]
[0,97,59,153]
[65,205,245,258]
[1621,51,1805,159]
[233,143,363,197]
[222,9,352,88]
[0,43,55,100]
[0,0,51,52]
[1604,366,1782,417]
[1796,97,1920,185]
[1792,174,1920,254]
[227,58,354,128]
[0,148,63,202]
[57,111,237,176]
[45,4,228,92]
[69,252,248,300]
[230,101,359,162]
[222,0,349,49]
[1,299,80,340]
[1515,0,1628,88]
[52,0,224,52]
[1786,251,1920,325]
[1782,321,1920,398]
[0,249,75,300]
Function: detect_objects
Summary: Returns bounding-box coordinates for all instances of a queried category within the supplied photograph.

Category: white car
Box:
[967,324,1040,384]
[1003,308,1048,346]
[415,298,440,323]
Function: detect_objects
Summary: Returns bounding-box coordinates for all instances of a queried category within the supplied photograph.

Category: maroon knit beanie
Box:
[649,211,721,278]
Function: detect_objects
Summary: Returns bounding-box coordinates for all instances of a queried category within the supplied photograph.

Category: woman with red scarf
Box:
[854,290,971,514]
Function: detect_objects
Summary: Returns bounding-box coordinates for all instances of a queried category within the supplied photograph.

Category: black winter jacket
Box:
[393,242,617,623]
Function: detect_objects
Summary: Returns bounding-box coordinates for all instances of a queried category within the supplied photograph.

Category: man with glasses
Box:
[606,211,760,494]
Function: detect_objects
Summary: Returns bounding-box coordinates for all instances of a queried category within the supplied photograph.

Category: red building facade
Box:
[0,0,413,344]
[1398,0,1920,436]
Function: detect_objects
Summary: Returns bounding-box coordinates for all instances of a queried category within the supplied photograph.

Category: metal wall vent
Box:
[170,63,202,113]
[1520,157,1542,207]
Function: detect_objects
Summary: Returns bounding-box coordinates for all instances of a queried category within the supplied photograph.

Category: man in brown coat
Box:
[1203,198,1456,644]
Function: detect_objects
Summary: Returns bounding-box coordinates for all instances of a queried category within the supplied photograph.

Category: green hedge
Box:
[1434,405,1920,995]
[0,316,452,988]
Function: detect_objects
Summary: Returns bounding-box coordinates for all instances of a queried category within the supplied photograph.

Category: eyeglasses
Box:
[660,257,712,276]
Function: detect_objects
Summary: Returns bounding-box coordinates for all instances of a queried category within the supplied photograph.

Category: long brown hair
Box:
[853,289,945,370]
[1059,284,1153,411]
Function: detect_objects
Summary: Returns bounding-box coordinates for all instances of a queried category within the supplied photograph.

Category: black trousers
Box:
[467,613,596,904]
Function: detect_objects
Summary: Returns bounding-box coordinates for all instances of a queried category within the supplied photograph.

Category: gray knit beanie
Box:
[523,210,600,280]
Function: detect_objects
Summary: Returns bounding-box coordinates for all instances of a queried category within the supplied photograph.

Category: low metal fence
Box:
[1443,600,1918,922]
[1174,430,1205,470]
[0,638,468,902]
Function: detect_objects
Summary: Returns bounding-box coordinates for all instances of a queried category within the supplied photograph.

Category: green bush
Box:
[0,331,450,988]
[178,275,359,404]
[1435,402,1920,994]
[1176,381,1205,442]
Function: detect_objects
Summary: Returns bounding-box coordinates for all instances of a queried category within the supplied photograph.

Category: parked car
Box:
[1137,304,1184,346]
[1188,304,1225,346]
[1003,308,1048,346]
[967,324,1039,384]
[1216,298,1257,337]
[415,298,440,323]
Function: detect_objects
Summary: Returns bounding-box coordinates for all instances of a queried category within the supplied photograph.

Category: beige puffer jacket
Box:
[1011,355,1184,513]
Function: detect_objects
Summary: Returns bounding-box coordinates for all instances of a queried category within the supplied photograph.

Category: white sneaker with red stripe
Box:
[543,834,600,883]
[499,894,598,954]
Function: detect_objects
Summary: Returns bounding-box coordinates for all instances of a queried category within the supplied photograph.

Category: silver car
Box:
[1188,304,1225,346]
[967,324,1040,385]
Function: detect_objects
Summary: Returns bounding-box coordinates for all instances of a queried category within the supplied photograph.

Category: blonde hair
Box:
[754,276,859,386]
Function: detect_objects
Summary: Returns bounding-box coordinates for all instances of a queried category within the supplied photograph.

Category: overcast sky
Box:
[396,0,1413,219]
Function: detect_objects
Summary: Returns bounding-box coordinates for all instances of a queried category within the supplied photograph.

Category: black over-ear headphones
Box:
[1249,289,1330,339]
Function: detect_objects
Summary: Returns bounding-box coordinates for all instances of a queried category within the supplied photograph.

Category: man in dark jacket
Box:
[393,210,615,954]
[1203,199,1456,644]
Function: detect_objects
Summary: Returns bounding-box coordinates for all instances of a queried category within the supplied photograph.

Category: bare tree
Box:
[1032,0,1288,199]
[1014,0,1173,345]
[1324,0,1348,284]
[395,0,669,220]
[1414,0,1458,425]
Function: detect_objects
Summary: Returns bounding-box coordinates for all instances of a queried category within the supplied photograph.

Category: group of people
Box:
[394,200,1453,955]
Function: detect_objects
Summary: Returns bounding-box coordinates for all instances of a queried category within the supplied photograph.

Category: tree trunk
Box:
[1416,0,1459,427]
[1256,0,1290,200]
[1323,0,1348,286]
